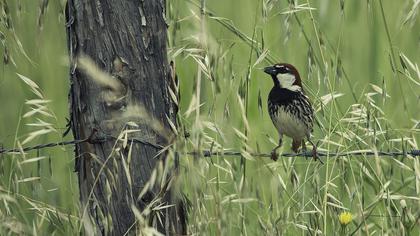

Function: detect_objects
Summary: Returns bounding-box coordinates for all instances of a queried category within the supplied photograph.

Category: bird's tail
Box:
[292,139,302,153]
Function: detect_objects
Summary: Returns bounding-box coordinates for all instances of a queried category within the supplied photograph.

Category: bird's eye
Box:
[278,66,288,74]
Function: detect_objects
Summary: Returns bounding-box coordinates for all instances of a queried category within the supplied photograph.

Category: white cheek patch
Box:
[276,73,301,92]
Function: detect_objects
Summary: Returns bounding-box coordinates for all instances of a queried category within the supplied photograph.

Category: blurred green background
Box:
[1,0,419,234]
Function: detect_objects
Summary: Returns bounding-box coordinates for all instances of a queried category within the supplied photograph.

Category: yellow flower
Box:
[338,212,353,226]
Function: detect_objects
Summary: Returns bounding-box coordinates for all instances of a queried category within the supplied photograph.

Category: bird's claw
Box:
[312,145,323,164]
[271,151,279,161]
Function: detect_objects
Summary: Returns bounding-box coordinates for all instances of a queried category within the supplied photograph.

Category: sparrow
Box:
[263,63,320,162]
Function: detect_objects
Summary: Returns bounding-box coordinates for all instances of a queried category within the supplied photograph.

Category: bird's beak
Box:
[264,66,277,76]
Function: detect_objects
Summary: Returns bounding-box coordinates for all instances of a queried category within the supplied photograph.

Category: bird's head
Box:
[264,63,303,91]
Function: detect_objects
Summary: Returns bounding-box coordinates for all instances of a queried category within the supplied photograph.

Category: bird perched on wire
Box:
[263,63,320,162]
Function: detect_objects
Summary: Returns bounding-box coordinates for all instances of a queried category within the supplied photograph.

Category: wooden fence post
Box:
[66,0,186,234]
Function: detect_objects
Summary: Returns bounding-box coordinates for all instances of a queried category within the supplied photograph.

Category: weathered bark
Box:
[65,0,186,235]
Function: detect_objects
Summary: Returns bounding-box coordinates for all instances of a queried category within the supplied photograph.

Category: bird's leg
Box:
[271,137,283,161]
[301,141,309,160]
[307,138,323,164]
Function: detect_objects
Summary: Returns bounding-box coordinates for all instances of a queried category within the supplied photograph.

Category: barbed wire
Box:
[0,129,162,155]
[1,133,419,158]
[190,149,420,158]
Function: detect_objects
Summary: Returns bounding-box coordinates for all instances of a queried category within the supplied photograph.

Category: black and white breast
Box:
[268,87,314,140]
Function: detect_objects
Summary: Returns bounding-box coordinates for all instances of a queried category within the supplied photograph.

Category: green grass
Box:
[1,0,419,235]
